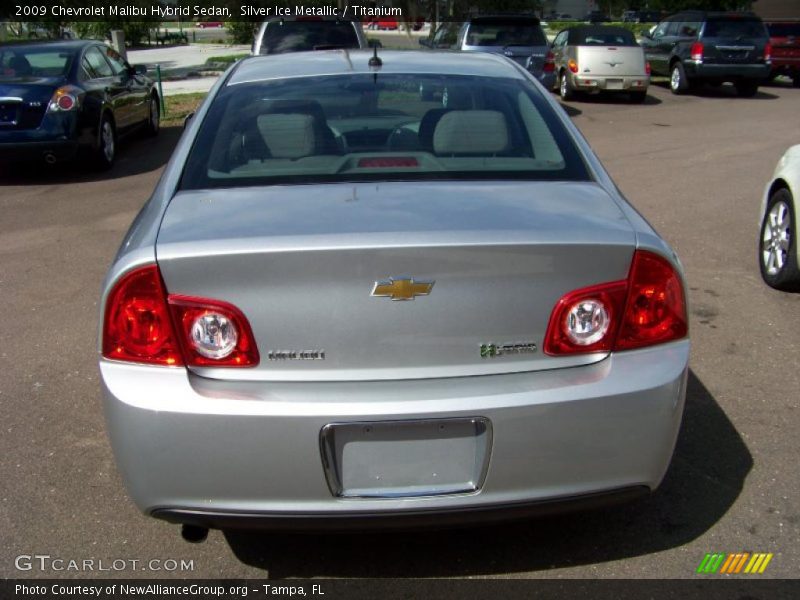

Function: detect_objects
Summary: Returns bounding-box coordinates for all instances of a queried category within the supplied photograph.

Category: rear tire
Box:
[93,115,116,171]
[559,71,575,101]
[145,95,160,137]
[669,61,689,94]
[735,80,759,97]
[759,188,800,291]
[793,72,800,88]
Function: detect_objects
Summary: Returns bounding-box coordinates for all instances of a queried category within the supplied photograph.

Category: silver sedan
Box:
[98,50,689,537]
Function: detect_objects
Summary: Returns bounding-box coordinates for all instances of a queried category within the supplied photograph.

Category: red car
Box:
[766,20,800,86]
[377,17,398,30]
[196,22,224,29]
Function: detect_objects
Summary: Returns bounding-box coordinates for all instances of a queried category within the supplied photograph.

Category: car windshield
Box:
[180,73,590,190]
[466,19,547,46]
[767,22,800,37]
[0,47,73,81]
[260,21,360,53]
[704,18,767,39]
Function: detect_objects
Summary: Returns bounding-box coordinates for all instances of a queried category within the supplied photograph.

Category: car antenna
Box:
[368,45,382,68]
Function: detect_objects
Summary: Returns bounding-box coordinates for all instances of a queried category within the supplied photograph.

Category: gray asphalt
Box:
[1,80,798,579]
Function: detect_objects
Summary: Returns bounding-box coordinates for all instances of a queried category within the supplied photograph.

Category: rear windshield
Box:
[575,29,637,46]
[767,22,800,37]
[466,19,547,47]
[0,47,73,81]
[260,21,360,54]
[703,18,768,39]
[180,73,590,190]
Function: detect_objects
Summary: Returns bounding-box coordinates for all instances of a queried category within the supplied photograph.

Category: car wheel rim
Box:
[151,99,160,131]
[102,122,114,162]
[670,67,680,91]
[762,200,791,275]
[560,74,567,97]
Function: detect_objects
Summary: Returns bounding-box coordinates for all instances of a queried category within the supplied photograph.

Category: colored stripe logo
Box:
[697,553,773,574]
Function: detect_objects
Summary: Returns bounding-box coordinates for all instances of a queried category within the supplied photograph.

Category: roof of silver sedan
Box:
[228,50,527,86]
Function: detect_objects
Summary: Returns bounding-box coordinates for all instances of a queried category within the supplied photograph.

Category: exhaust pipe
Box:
[44,153,57,165]
[181,524,209,543]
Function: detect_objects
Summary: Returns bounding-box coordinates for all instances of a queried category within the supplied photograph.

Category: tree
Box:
[648,0,752,10]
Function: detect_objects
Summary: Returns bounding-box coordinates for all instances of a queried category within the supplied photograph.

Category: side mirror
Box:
[183,112,194,129]
[368,39,382,49]
[132,64,148,75]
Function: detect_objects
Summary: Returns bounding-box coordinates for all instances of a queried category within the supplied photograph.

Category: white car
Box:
[759,145,800,290]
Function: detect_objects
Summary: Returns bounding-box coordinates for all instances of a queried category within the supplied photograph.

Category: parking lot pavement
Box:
[127,43,250,77]
[0,81,798,579]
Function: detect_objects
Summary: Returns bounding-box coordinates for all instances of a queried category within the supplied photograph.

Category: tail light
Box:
[169,296,259,367]
[47,85,82,113]
[690,42,704,61]
[645,61,652,75]
[544,250,687,355]
[568,59,579,74]
[615,251,688,350]
[102,266,183,366]
[543,51,555,73]
[764,43,772,63]
[102,265,259,367]
[544,281,628,355]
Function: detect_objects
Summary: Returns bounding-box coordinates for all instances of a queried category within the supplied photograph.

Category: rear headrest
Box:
[432,110,509,155]
[256,113,315,159]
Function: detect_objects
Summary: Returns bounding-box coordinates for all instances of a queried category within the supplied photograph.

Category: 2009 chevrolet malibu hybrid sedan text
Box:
[99,50,689,536]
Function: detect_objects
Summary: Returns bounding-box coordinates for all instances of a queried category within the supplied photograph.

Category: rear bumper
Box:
[0,139,79,162]
[101,340,689,530]
[154,486,650,531]
[771,59,800,75]
[572,74,650,92]
[0,112,88,162]
[684,61,771,81]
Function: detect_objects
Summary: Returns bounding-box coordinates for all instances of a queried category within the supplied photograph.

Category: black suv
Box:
[641,11,771,96]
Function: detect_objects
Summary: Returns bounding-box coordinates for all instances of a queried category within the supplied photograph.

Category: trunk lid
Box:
[156,182,636,381]
[0,79,60,130]
[575,46,647,77]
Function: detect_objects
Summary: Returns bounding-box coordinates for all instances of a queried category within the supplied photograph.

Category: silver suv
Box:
[421,16,555,89]
[252,17,367,55]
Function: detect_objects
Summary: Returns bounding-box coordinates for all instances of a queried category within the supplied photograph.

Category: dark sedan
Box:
[0,40,160,169]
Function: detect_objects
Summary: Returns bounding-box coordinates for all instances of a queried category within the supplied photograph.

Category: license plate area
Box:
[606,79,624,90]
[320,418,492,498]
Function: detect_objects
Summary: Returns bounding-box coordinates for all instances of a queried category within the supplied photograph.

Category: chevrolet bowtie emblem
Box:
[371,277,434,301]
